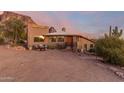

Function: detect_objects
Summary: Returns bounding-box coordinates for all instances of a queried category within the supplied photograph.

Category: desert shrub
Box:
[4,18,26,45]
[0,37,4,44]
[95,37,124,66]
[17,39,24,44]
[56,43,66,49]
[47,44,56,49]
[103,48,124,66]
[88,48,95,53]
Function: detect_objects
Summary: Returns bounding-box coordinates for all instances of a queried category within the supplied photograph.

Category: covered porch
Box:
[44,35,78,50]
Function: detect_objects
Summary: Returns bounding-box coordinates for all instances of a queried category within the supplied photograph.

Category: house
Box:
[43,31,95,51]
[27,24,95,51]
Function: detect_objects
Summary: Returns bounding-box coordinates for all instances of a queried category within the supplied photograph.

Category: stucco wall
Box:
[44,36,94,51]
[64,36,73,46]
[77,37,94,50]
[27,24,49,47]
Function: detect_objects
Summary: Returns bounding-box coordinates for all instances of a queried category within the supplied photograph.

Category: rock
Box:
[1,11,35,25]
[121,67,124,70]
[108,66,124,79]
[4,45,10,49]
[96,63,106,68]
[115,71,124,79]
[28,46,32,50]
[15,46,26,51]
[7,45,10,48]
[109,67,118,72]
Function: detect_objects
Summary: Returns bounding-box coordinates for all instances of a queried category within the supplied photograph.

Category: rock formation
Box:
[0,11,35,25]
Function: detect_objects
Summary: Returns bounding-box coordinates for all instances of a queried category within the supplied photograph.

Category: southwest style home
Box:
[28,23,94,51]
[0,11,95,51]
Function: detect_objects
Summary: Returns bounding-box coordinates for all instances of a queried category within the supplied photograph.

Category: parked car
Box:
[32,44,47,51]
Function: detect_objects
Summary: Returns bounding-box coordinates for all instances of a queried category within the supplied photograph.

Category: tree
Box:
[0,25,4,37]
[0,25,5,44]
[4,18,26,45]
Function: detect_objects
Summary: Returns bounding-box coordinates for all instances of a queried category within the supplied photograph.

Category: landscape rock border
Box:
[108,66,124,79]
[96,62,124,79]
[78,54,124,80]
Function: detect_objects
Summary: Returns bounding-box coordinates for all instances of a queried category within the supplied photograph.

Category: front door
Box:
[72,36,77,51]
[66,36,73,47]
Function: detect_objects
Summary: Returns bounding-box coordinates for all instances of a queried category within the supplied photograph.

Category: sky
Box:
[2,11,124,38]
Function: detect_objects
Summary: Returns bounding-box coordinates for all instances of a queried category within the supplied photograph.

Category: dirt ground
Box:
[0,46,123,82]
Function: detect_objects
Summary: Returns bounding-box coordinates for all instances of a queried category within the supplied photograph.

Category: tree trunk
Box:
[13,30,17,45]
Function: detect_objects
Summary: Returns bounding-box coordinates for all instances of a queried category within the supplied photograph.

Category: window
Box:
[84,44,87,50]
[51,38,56,42]
[49,36,56,42]
[34,37,44,42]
[57,36,64,42]
[90,44,94,48]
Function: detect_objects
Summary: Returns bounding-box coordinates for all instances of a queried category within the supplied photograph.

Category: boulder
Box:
[115,71,124,79]
[109,67,118,72]
[15,46,26,51]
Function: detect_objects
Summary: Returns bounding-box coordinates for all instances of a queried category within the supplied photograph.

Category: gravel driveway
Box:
[0,46,123,82]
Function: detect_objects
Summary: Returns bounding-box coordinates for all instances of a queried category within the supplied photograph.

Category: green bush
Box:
[88,48,95,53]
[95,37,124,66]
[0,37,4,44]
[17,40,25,45]
[104,48,124,66]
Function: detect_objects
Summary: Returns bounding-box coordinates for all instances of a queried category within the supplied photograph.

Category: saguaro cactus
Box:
[105,26,123,38]
[109,26,112,37]
[112,26,123,38]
